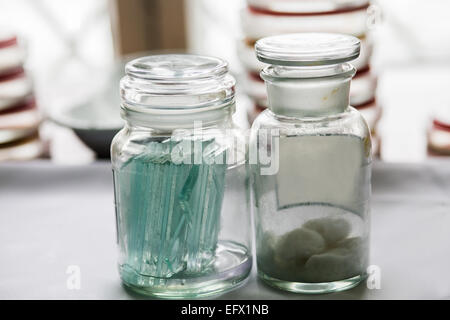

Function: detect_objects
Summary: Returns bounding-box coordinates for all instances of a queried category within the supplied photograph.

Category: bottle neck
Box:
[261,63,355,117]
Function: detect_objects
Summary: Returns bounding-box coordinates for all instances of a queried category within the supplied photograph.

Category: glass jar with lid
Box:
[250,33,372,293]
[111,54,252,298]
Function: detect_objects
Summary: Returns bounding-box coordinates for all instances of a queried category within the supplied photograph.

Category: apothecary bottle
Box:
[111,54,252,298]
[250,33,371,294]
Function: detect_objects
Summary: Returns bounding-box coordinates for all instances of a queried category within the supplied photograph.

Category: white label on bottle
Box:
[276,135,365,210]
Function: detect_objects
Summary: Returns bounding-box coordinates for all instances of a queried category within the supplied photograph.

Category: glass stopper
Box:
[255,33,361,66]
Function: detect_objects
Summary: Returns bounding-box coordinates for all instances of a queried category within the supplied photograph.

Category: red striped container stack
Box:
[0,32,43,161]
[428,110,450,156]
[238,0,381,155]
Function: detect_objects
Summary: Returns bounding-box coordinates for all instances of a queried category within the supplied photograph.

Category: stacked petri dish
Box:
[0,32,43,161]
[428,110,450,156]
[238,0,381,155]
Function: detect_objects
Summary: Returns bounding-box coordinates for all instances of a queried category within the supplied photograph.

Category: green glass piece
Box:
[114,137,227,282]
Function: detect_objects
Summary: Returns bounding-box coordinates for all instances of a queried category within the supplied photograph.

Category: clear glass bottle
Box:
[250,33,372,294]
[111,54,252,298]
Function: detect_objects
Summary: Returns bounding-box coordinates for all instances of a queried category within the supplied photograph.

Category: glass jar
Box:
[250,33,372,294]
[111,54,252,298]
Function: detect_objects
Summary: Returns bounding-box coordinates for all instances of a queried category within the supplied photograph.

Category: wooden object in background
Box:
[110,0,187,56]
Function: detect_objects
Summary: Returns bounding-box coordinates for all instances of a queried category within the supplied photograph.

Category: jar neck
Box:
[261,63,356,117]
[121,101,235,132]
[119,60,236,131]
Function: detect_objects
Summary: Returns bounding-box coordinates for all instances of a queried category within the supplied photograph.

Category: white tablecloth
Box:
[1,160,450,299]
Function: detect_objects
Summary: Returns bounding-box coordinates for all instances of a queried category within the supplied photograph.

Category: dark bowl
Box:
[73,128,120,159]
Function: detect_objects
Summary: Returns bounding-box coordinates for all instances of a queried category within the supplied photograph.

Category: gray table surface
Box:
[1,160,450,300]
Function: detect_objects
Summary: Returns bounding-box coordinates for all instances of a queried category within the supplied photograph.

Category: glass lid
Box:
[255,33,360,66]
[125,54,228,82]
[121,54,235,111]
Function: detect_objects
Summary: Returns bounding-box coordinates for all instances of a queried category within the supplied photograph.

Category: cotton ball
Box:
[303,250,351,282]
[338,237,362,251]
[336,237,367,270]
[257,231,277,263]
[259,231,277,249]
[275,227,326,264]
[258,227,326,282]
[257,231,306,282]
[303,236,365,283]
[303,217,351,245]
[256,231,278,276]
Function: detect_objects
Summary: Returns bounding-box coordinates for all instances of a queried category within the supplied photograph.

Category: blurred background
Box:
[0,0,449,164]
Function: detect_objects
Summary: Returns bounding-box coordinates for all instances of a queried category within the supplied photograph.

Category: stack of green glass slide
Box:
[114,136,227,286]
